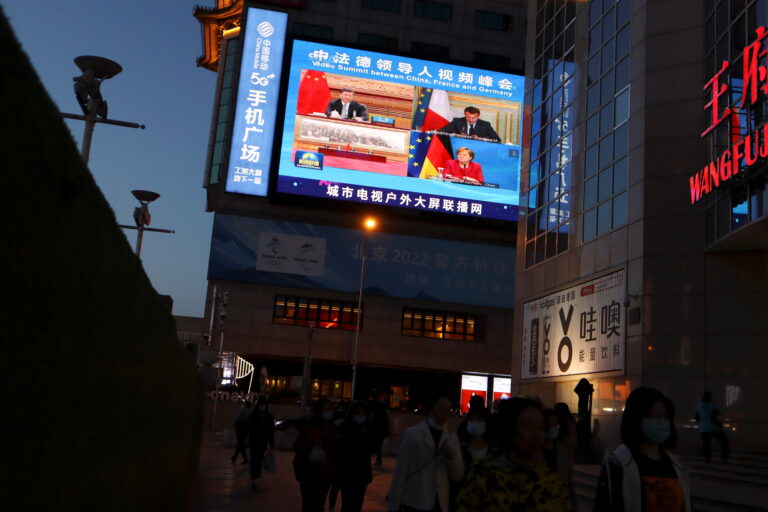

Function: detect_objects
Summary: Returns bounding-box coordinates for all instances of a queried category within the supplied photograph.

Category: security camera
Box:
[623,297,631,308]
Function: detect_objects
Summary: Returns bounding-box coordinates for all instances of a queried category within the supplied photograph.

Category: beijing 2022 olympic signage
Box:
[225,8,288,196]
[690,27,768,204]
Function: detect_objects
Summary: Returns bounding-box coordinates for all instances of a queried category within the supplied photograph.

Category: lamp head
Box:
[74,56,122,79]
[364,217,377,230]
[131,189,160,203]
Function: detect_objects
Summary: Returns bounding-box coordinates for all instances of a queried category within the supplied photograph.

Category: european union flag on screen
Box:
[411,88,434,130]
[407,131,430,178]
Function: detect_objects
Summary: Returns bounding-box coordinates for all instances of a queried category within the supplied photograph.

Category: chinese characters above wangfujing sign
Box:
[690,26,768,204]
[225,8,288,196]
[521,270,625,379]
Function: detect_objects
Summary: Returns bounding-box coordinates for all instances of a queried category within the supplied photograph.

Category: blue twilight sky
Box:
[4,1,218,317]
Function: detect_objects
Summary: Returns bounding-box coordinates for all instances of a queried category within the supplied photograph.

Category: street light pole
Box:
[117,190,175,258]
[211,290,230,430]
[351,217,377,401]
[62,56,145,165]
[302,321,315,411]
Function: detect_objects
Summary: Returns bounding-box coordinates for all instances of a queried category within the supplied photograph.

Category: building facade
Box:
[516,0,768,451]
[194,0,527,408]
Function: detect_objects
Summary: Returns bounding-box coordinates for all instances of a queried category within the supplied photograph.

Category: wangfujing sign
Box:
[690,27,768,204]
[521,270,625,379]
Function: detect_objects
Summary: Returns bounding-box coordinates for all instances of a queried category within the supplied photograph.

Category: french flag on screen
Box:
[412,88,452,131]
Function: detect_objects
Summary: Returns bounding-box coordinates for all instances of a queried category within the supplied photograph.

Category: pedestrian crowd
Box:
[229,387,728,512]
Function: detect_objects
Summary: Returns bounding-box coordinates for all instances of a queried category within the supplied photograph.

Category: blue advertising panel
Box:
[275,40,525,221]
[208,214,515,308]
[224,7,287,196]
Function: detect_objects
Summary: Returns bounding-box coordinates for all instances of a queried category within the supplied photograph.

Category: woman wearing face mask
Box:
[593,387,692,512]
[542,408,577,512]
[451,407,491,511]
[542,409,560,472]
[246,397,275,488]
[462,408,491,466]
[293,398,340,512]
[333,402,373,512]
[454,398,570,512]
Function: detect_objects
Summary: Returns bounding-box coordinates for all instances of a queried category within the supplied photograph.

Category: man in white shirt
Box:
[387,394,464,512]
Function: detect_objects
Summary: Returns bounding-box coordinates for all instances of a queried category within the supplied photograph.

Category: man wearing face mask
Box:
[388,394,464,512]
[293,398,340,512]
[246,397,275,488]
[232,400,252,464]
[593,388,692,512]
[335,401,374,512]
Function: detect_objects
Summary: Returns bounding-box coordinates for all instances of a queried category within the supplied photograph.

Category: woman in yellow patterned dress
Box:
[455,398,571,512]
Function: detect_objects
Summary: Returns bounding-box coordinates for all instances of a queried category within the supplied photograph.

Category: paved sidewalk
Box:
[185,430,393,511]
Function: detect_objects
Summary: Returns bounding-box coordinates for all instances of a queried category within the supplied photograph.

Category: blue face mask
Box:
[642,418,671,445]
[353,414,367,425]
[467,421,486,438]
[546,426,560,441]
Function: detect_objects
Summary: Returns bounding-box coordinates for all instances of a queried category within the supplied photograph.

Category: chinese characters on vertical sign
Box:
[521,269,625,379]
[225,8,288,196]
[690,26,768,204]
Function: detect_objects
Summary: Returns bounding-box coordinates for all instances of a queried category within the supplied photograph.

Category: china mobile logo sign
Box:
[690,27,768,204]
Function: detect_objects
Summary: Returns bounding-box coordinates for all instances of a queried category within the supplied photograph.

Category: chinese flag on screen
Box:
[297,70,331,115]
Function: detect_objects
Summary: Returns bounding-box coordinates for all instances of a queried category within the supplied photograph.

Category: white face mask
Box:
[353,414,367,425]
[467,421,486,438]
[321,411,334,422]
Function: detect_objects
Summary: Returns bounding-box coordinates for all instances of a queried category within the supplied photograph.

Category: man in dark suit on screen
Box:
[440,106,501,143]
[325,88,369,121]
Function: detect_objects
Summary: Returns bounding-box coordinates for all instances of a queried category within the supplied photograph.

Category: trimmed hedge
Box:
[2,7,204,510]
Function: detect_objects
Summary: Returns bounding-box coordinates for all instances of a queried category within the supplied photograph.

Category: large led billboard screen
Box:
[274,40,524,221]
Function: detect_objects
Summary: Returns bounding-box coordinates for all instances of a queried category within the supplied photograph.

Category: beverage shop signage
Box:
[521,269,625,379]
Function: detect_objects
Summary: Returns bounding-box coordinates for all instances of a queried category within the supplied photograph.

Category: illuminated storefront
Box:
[516,0,768,452]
